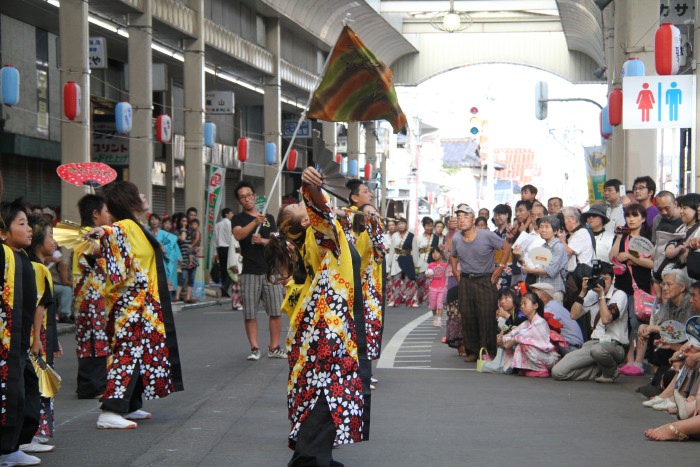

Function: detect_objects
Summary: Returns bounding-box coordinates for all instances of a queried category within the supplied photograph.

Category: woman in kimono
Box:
[159,216,182,301]
[442,215,464,356]
[266,166,363,467]
[89,181,183,430]
[387,218,419,307]
[73,194,112,400]
[26,217,60,452]
[0,197,42,466]
[150,214,181,300]
[498,291,560,377]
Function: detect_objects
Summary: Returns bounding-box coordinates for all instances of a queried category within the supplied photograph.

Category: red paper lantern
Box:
[364,163,372,180]
[287,149,298,171]
[63,81,81,121]
[608,88,623,126]
[428,192,435,205]
[156,114,172,143]
[334,153,342,164]
[237,137,248,162]
[655,23,681,75]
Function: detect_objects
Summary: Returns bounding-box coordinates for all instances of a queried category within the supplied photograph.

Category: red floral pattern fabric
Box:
[73,250,109,358]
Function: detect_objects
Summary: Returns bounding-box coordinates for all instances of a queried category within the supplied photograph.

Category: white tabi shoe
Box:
[124,409,152,421]
[0,450,41,466]
[96,411,138,429]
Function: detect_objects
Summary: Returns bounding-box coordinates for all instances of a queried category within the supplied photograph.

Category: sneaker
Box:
[268,347,287,359]
[124,409,152,420]
[369,384,376,390]
[652,398,677,411]
[595,370,619,384]
[96,411,138,429]
[432,319,440,327]
[387,301,395,307]
[619,364,645,376]
[247,348,261,361]
[0,450,41,466]
[19,442,54,453]
[32,437,49,445]
[642,396,666,407]
[370,377,379,384]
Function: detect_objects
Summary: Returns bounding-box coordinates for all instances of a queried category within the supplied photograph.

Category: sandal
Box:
[669,424,689,441]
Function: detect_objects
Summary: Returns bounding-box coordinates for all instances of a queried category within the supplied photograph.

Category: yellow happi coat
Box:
[281,187,363,447]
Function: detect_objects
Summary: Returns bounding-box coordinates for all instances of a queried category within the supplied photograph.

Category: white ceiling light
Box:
[430,0,472,33]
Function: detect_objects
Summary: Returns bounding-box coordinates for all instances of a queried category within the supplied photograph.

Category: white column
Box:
[184,0,205,215]
[59,0,90,221]
[264,18,282,216]
[128,0,153,201]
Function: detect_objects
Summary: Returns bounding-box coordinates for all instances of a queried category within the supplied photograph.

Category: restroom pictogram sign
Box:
[622,75,695,129]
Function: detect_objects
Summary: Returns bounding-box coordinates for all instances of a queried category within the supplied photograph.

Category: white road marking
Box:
[377,312,433,369]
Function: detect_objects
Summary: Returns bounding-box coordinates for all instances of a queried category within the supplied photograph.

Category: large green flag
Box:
[307,25,407,133]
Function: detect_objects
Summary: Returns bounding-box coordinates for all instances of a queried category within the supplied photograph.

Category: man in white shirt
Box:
[213,207,234,297]
[552,262,628,383]
[603,179,625,233]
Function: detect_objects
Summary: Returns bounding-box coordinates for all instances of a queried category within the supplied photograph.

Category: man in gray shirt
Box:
[450,204,511,361]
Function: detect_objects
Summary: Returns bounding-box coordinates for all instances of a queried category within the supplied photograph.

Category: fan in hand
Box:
[57,162,117,192]
[314,145,349,203]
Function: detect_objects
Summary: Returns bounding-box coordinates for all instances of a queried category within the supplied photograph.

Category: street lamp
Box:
[431,0,472,33]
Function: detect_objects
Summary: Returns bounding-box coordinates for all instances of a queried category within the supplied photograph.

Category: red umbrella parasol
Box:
[57,162,116,188]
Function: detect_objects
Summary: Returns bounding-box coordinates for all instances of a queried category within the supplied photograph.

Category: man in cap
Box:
[581,203,615,263]
[530,282,584,353]
[450,203,511,361]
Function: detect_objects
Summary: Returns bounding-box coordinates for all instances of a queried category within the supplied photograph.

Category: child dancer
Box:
[426,247,448,327]
[0,197,42,466]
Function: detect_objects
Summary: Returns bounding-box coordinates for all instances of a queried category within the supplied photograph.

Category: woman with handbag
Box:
[609,204,654,376]
[88,181,183,430]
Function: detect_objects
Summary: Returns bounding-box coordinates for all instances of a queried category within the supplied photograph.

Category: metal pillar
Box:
[264,17,282,216]
[321,122,337,155]
[184,0,205,216]
[58,0,90,221]
[128,0,153,201]
[694,1,700,192]
[608,0,626,180]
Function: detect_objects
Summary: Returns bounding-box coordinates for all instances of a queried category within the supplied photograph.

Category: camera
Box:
[586,260,605,292]
[555,212,566,231]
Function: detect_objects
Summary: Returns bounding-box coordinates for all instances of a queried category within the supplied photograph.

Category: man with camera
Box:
[552,261,629,383]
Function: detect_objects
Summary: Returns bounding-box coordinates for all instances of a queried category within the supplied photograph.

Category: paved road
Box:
[43,303,696,466]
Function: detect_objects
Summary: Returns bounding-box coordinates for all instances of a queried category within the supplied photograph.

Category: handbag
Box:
[475,347,491,373]
[480,347,507,374]
[625,235,656,322]
[29,353,61,398]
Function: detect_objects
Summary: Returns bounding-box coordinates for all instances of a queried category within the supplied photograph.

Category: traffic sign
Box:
[622,75,695,129]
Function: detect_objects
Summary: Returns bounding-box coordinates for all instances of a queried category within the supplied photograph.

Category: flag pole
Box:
[256,25,349,231]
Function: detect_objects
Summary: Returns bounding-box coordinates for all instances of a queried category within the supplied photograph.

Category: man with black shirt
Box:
[231,181,286,361]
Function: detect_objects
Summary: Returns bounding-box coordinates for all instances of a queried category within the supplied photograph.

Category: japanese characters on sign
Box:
[89,37,107,69]
[660,1,695,24]
[205,91,234,114]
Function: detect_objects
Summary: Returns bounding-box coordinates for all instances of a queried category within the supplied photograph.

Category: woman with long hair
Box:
[0,197,42,466]
[609,203,654,377]
[265,167,363,466]
[89,181,183,430]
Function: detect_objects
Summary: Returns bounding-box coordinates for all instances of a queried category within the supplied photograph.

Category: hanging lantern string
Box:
[0,46,313,140]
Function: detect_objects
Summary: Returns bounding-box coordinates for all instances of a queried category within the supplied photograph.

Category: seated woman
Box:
[497,292,560,377]
[644,414,700,441]
[643,339,700,416]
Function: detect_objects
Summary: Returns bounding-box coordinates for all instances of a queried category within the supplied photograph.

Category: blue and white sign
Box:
[283,120,310,138]
[89,37,107,69]
[622,75,695,129]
